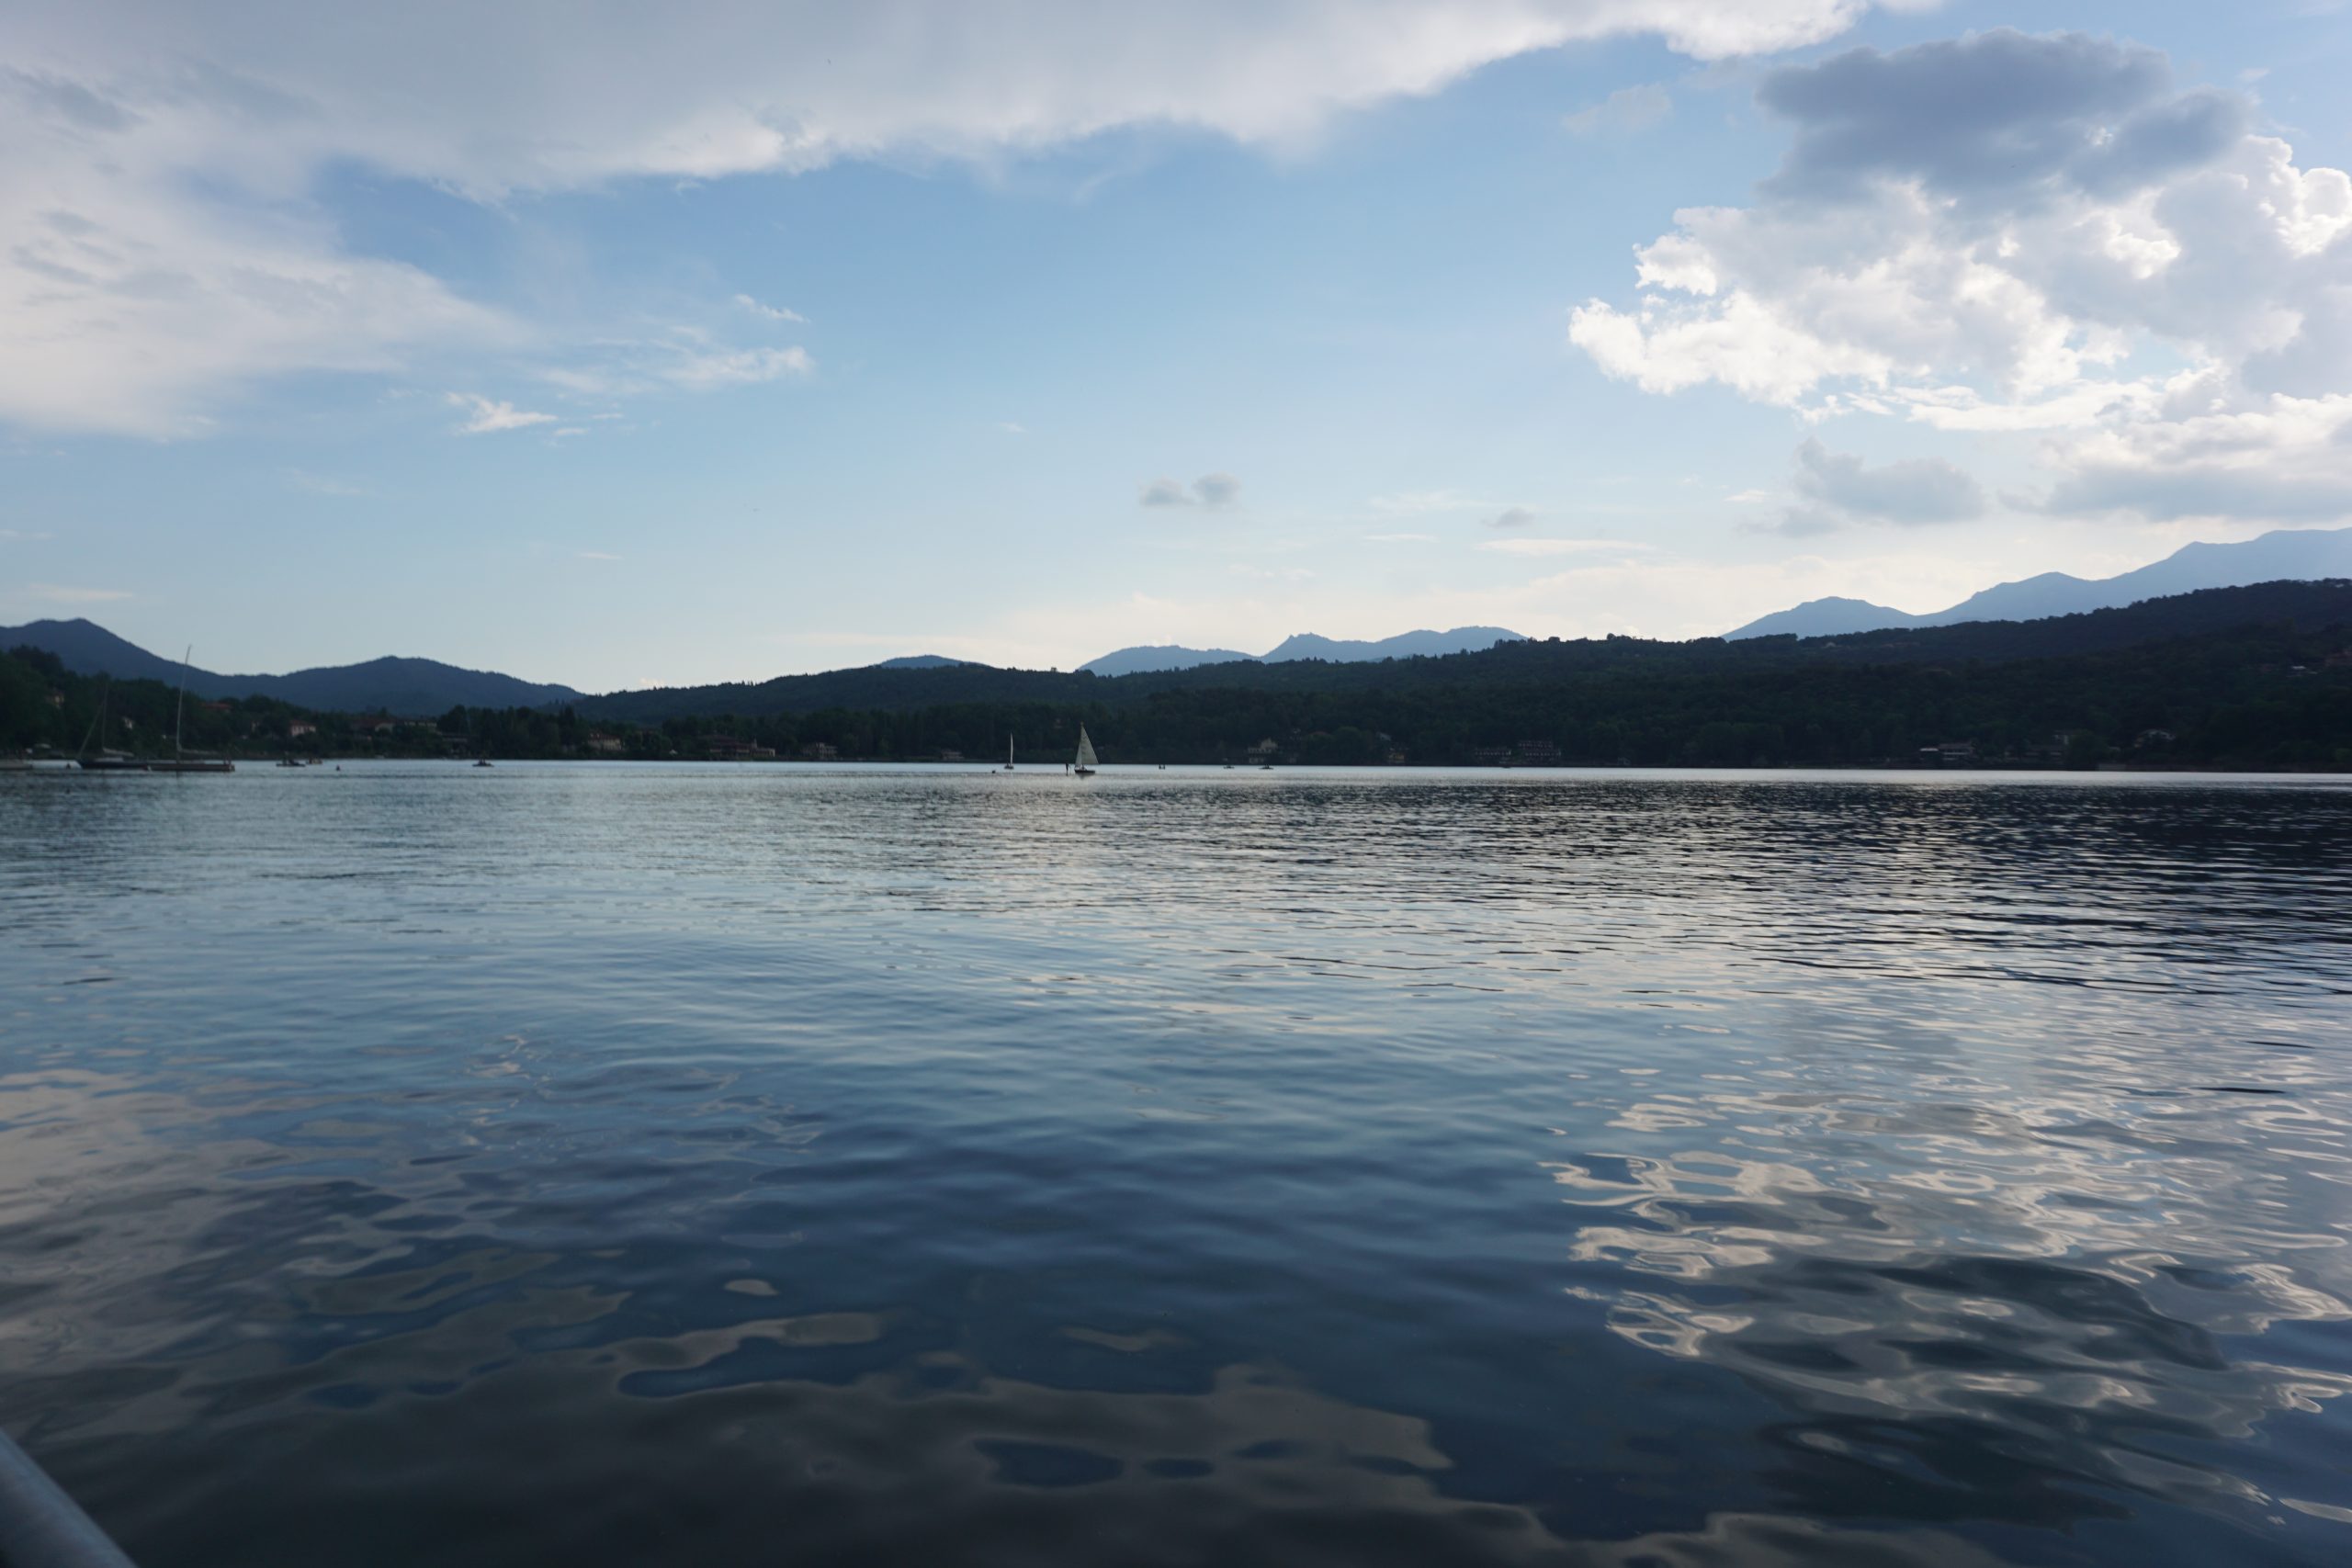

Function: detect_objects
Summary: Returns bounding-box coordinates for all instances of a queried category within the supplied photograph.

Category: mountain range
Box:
[12,527,2349,716]
[1726,525,2352,639]
[1078,626,1524,676]
[0,619,588,714]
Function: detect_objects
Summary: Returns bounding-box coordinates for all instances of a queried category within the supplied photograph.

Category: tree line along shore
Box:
[7,581,2350,773]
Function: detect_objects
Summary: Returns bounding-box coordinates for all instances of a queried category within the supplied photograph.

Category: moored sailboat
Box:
[146,646,235,773]
[74,680,146,771]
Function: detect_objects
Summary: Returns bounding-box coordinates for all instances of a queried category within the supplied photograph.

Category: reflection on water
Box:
[2,764,2348,1566]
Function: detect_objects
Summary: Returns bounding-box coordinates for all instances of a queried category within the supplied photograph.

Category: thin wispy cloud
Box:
[1363,532,1436,543]
[733,293,808,324]
[447,393,557,434]
[1563,83,1673,138]
[0,528,57,542]
[546,344,811,397]
[29,582,132,603]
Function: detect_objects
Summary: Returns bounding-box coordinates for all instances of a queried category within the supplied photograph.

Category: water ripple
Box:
[2,764,2349,1565]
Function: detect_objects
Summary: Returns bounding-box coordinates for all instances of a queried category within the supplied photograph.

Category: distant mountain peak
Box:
[1080,626,1524,677]
[0,620,586,716]
[1725,525,2352,640]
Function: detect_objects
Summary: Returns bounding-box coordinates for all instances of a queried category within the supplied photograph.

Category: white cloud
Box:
[732,293,807,323]
[1568,29,2352,525]
[447,392,556,434]
[28,582,130,603]
[540,341,812,398]
[2034,378,2352,521]
[1564,83,1672,138]
[1363,532,1436,542]
[660,345,813,389]
[1,2,1906,435]
[578,550,622,561]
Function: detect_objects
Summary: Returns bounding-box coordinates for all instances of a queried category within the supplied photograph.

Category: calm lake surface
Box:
[3,762,2350,1566]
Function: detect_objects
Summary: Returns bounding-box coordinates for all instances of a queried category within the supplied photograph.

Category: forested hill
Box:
[8,578,2350,769]
[0,618,585,714]
[581,579,2352,723]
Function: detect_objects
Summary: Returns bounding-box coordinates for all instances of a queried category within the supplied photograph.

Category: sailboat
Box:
[74,678,145,771]
[1071,726,1098,777]
[1002,735,1016,772]
[147,646,235,773]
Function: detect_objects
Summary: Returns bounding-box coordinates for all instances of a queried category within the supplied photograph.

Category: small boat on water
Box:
[1071,726,1098,777]
[1002,736,1016,772]
[474,759,494,768]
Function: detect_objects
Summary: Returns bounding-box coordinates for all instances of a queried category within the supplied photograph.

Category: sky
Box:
[4,1,2350,690]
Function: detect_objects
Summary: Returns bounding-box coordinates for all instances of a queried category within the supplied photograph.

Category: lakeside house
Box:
[799,741,838,761]
[705,735,776,759]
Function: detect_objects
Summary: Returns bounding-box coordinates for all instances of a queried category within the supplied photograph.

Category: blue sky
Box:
[5,1,2350,689]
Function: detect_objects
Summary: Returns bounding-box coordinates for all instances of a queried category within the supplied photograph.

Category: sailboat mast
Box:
[77,678,108,761]
[175,646,191,761]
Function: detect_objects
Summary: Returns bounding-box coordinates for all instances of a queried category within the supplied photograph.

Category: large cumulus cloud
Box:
[1570,29,2352,525]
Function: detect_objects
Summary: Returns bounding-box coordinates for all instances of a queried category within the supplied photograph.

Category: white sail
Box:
[1074,727,1099,769]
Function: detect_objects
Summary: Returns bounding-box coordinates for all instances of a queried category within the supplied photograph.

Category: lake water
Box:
[3,762,2350,1566]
